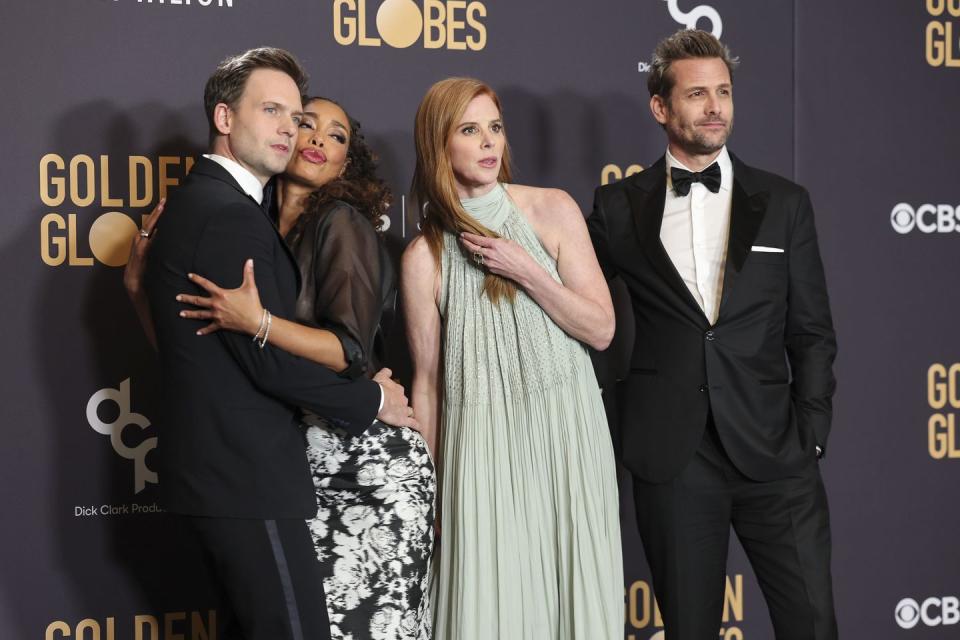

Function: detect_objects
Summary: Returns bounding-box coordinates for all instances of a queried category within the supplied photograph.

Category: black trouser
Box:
[184,516,330,640]
[632,419,838,640]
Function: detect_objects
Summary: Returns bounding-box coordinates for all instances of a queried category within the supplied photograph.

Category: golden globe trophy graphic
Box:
[377,0,423,48]
[88,211,140,267]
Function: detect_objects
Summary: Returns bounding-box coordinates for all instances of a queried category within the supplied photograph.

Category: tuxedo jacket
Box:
[588,153,836,483]
[145,158,380,519]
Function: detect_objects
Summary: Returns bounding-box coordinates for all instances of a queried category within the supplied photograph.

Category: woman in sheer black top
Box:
[128,97,435,639]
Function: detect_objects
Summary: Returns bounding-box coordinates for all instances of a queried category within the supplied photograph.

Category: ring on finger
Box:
[139,229,151,239]
[473,250,484,266]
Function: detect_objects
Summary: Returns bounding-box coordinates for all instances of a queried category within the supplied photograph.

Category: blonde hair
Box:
[412,77,516,303]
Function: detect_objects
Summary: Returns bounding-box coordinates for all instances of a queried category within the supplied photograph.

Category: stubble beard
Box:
[665,106,734,158]
[246,148,290,183]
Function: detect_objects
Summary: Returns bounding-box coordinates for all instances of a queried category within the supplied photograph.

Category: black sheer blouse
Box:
[283,199,395,380]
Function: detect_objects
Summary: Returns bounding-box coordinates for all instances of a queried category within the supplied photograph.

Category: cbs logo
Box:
[890,202,960,234]
[333,0,487,50]
[895,596,960,629]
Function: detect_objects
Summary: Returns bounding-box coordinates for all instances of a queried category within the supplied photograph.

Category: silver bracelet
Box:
[252,308,268,342]
[258,310,272,349]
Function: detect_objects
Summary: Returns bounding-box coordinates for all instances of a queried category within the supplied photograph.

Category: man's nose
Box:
[705,93,722,115]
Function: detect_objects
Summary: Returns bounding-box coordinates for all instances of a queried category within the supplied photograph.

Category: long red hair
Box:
[412,77,516,303]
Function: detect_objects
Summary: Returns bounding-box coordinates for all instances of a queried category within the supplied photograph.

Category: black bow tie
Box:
[671,162,722,196]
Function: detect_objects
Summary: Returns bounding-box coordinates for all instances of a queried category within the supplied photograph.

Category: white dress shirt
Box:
[660,146,734,325]
[203,153,264,204]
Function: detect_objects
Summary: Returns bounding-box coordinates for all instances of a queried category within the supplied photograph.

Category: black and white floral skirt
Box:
[305,420,436,640]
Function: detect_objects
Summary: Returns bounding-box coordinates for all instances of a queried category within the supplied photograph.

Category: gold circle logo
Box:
[377,0,423,48]
[89,211,138,267]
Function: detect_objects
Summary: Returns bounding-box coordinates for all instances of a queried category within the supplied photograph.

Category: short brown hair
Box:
[647,30,738,99]
[203,47,308,143]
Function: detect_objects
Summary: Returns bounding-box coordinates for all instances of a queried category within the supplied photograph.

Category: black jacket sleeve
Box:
[785,189,837,451]
[588,186,621,282]
[193,202,379,435]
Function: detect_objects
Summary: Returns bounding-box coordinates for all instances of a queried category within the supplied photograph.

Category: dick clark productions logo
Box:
[86,378,158,494]
[639,2,723,72]
[665,0,722,36]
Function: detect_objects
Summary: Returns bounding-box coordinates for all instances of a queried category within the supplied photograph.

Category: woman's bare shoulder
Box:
[401,235,437,276]
[506,184,582,221]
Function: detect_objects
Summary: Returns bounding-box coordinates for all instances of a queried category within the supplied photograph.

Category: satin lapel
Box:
[260,178,302,293]
[718,166,770,316]
[192,159,302,293]
[626,160,708,322]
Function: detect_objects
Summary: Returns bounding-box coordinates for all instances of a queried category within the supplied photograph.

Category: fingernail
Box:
[187,273,194,279]
[179,311,186,317]
[175,295,182,301]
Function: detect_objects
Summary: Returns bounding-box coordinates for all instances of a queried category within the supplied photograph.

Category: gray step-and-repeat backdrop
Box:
[2,0,958,638]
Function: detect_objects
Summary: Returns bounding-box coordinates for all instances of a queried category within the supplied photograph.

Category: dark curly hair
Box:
[301,96,393,232]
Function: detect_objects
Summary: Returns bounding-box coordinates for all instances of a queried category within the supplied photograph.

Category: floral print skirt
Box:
[305,420,436,640]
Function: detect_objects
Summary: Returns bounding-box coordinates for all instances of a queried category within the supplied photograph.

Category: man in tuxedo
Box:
[589,30,838,639]
[145,47,416,640]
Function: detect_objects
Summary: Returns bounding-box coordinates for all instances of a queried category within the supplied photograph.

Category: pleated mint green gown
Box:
[431,184,623,639]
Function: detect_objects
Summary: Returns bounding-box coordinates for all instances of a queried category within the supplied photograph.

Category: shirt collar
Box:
[203,153,265,204]
[665,145,733,193]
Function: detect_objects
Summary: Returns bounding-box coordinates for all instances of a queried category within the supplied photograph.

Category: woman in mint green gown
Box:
[401,77,624,640]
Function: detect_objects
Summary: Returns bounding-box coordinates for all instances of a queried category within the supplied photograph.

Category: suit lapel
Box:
[626,158,709,324]
[717,155,770,316]
[192,158,302,292]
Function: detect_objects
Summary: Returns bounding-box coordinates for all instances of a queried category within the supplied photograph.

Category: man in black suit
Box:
[589,31,838,639]
[145,48,416,640]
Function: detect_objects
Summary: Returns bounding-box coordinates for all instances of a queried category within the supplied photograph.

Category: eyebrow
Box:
[263,100,304,114]
[457,118,503,127]
[685,83,732,91]
[302,112,346,130]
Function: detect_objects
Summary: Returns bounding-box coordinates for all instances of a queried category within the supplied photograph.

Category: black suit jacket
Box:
[145,157,380,518]
[589,153,836,483]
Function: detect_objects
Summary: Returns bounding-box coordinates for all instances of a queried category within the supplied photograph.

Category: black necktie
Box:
[261,179,275,215]
[671,162,722,196]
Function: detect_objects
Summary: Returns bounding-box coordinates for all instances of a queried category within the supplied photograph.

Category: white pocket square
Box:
[751,246,784,253]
